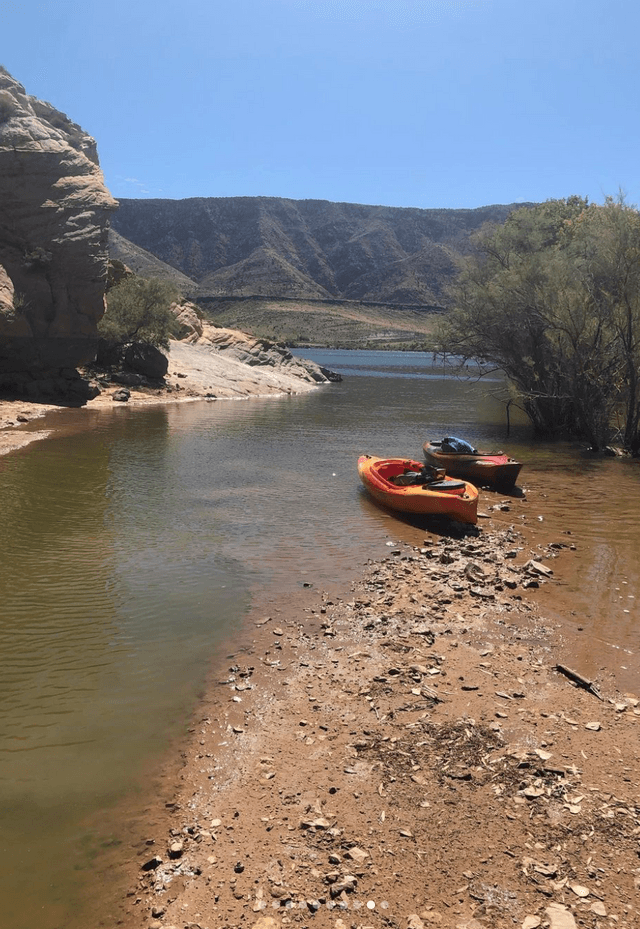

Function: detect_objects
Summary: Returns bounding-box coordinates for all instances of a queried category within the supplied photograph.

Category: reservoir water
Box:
[1,350,638,928]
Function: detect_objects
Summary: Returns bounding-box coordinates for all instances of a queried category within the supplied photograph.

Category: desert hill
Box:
[110,197,533,347]
[110,197,530,305]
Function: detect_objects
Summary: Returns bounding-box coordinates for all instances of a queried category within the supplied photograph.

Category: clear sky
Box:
[3,0,639,210]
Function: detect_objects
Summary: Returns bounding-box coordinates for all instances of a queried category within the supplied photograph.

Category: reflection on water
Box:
[0,349,638,928]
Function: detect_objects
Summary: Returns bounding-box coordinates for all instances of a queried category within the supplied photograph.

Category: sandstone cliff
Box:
[0,67,117,382]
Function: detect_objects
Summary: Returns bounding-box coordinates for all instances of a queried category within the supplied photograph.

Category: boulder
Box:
[95,338,168,380]
[0,67,117,378]
[123,342,168,379]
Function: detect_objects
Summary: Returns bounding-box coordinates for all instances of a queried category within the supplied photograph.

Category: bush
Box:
[99,277,180,350]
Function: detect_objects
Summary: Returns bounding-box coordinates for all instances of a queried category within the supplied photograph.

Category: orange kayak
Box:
[423,440,522,490]
[357,455,478,524]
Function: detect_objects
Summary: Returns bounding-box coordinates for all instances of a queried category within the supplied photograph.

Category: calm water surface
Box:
[1,350,638,928]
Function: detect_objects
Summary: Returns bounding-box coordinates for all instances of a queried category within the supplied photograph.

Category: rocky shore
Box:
[2,348,638,929]
[109,497,639,929]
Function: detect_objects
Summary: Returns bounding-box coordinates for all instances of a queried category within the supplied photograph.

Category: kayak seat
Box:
[424,479,467,491]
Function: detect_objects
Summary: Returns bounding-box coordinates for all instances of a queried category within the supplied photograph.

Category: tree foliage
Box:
[437,195,640,451]
[99,277,180,350]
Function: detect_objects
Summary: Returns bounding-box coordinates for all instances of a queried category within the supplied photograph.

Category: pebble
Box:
[344,846,368,862]
[168,841,183,859]
[522,918,541,929]
[569,883,589,897]
[251,918,281,929]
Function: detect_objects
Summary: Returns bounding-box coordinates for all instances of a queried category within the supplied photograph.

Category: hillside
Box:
[108,229,198,292]
[110,197,532,346]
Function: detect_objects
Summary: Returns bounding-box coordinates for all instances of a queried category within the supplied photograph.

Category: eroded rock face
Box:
[195,323,341,384]
[170,301,204,342]
[0,67,117,378]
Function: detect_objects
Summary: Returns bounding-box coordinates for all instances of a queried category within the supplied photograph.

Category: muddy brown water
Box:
[0,350,638,929]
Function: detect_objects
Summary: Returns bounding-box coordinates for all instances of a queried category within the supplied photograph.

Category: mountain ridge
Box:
[109,196,534,346]
[110,196,532,307]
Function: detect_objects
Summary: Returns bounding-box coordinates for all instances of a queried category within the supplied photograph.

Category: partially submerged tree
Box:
[438,195,640,451]
[99,276,180,350]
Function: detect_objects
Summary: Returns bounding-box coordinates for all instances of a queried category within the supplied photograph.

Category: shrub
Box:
[99,277,180,350]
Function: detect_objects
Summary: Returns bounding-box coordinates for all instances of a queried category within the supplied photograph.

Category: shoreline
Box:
[2,367,638,929]
[105,499,639,929]
[0,338,325,457]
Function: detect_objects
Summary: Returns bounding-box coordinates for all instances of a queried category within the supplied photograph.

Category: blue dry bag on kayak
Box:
[441,436,478,454]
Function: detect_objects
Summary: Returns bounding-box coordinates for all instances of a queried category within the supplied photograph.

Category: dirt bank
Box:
[107,497,640,929]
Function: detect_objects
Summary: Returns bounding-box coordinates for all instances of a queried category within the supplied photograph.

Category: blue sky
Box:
[3,0,639,209]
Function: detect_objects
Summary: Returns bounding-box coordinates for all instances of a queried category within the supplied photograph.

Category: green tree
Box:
[438,195,640,450]
[99,277,180,350]
[570,196,640,451]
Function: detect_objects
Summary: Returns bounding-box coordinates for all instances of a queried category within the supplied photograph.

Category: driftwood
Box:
[554,663,603,700]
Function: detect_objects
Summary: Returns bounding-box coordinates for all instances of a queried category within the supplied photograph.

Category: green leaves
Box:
[439,195,640,450]
[99,277,181,350]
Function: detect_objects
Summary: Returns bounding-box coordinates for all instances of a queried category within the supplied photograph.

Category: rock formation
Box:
[194,323,340,383]
[0,67,117,387]
[161,318,341,398]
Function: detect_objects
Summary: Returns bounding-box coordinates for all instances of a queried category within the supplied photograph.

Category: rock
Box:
[419,912,443,924]
[112,388,130,402]
[329,875,357,897]
[407,916,425,929]
[569,883,589,897]
[107,257,132,289]
[193,324,336,384]
[171,301,203,341]
[124,341,168,379]
[522,917,541,929]
[0,67,117,377]
[464,561,487,583]
[300,817,331,830]
[140,855,163,871]
[168,840,184,859]
[251,918,281,929]
[544,903,577,929]
[344,846,368,862]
